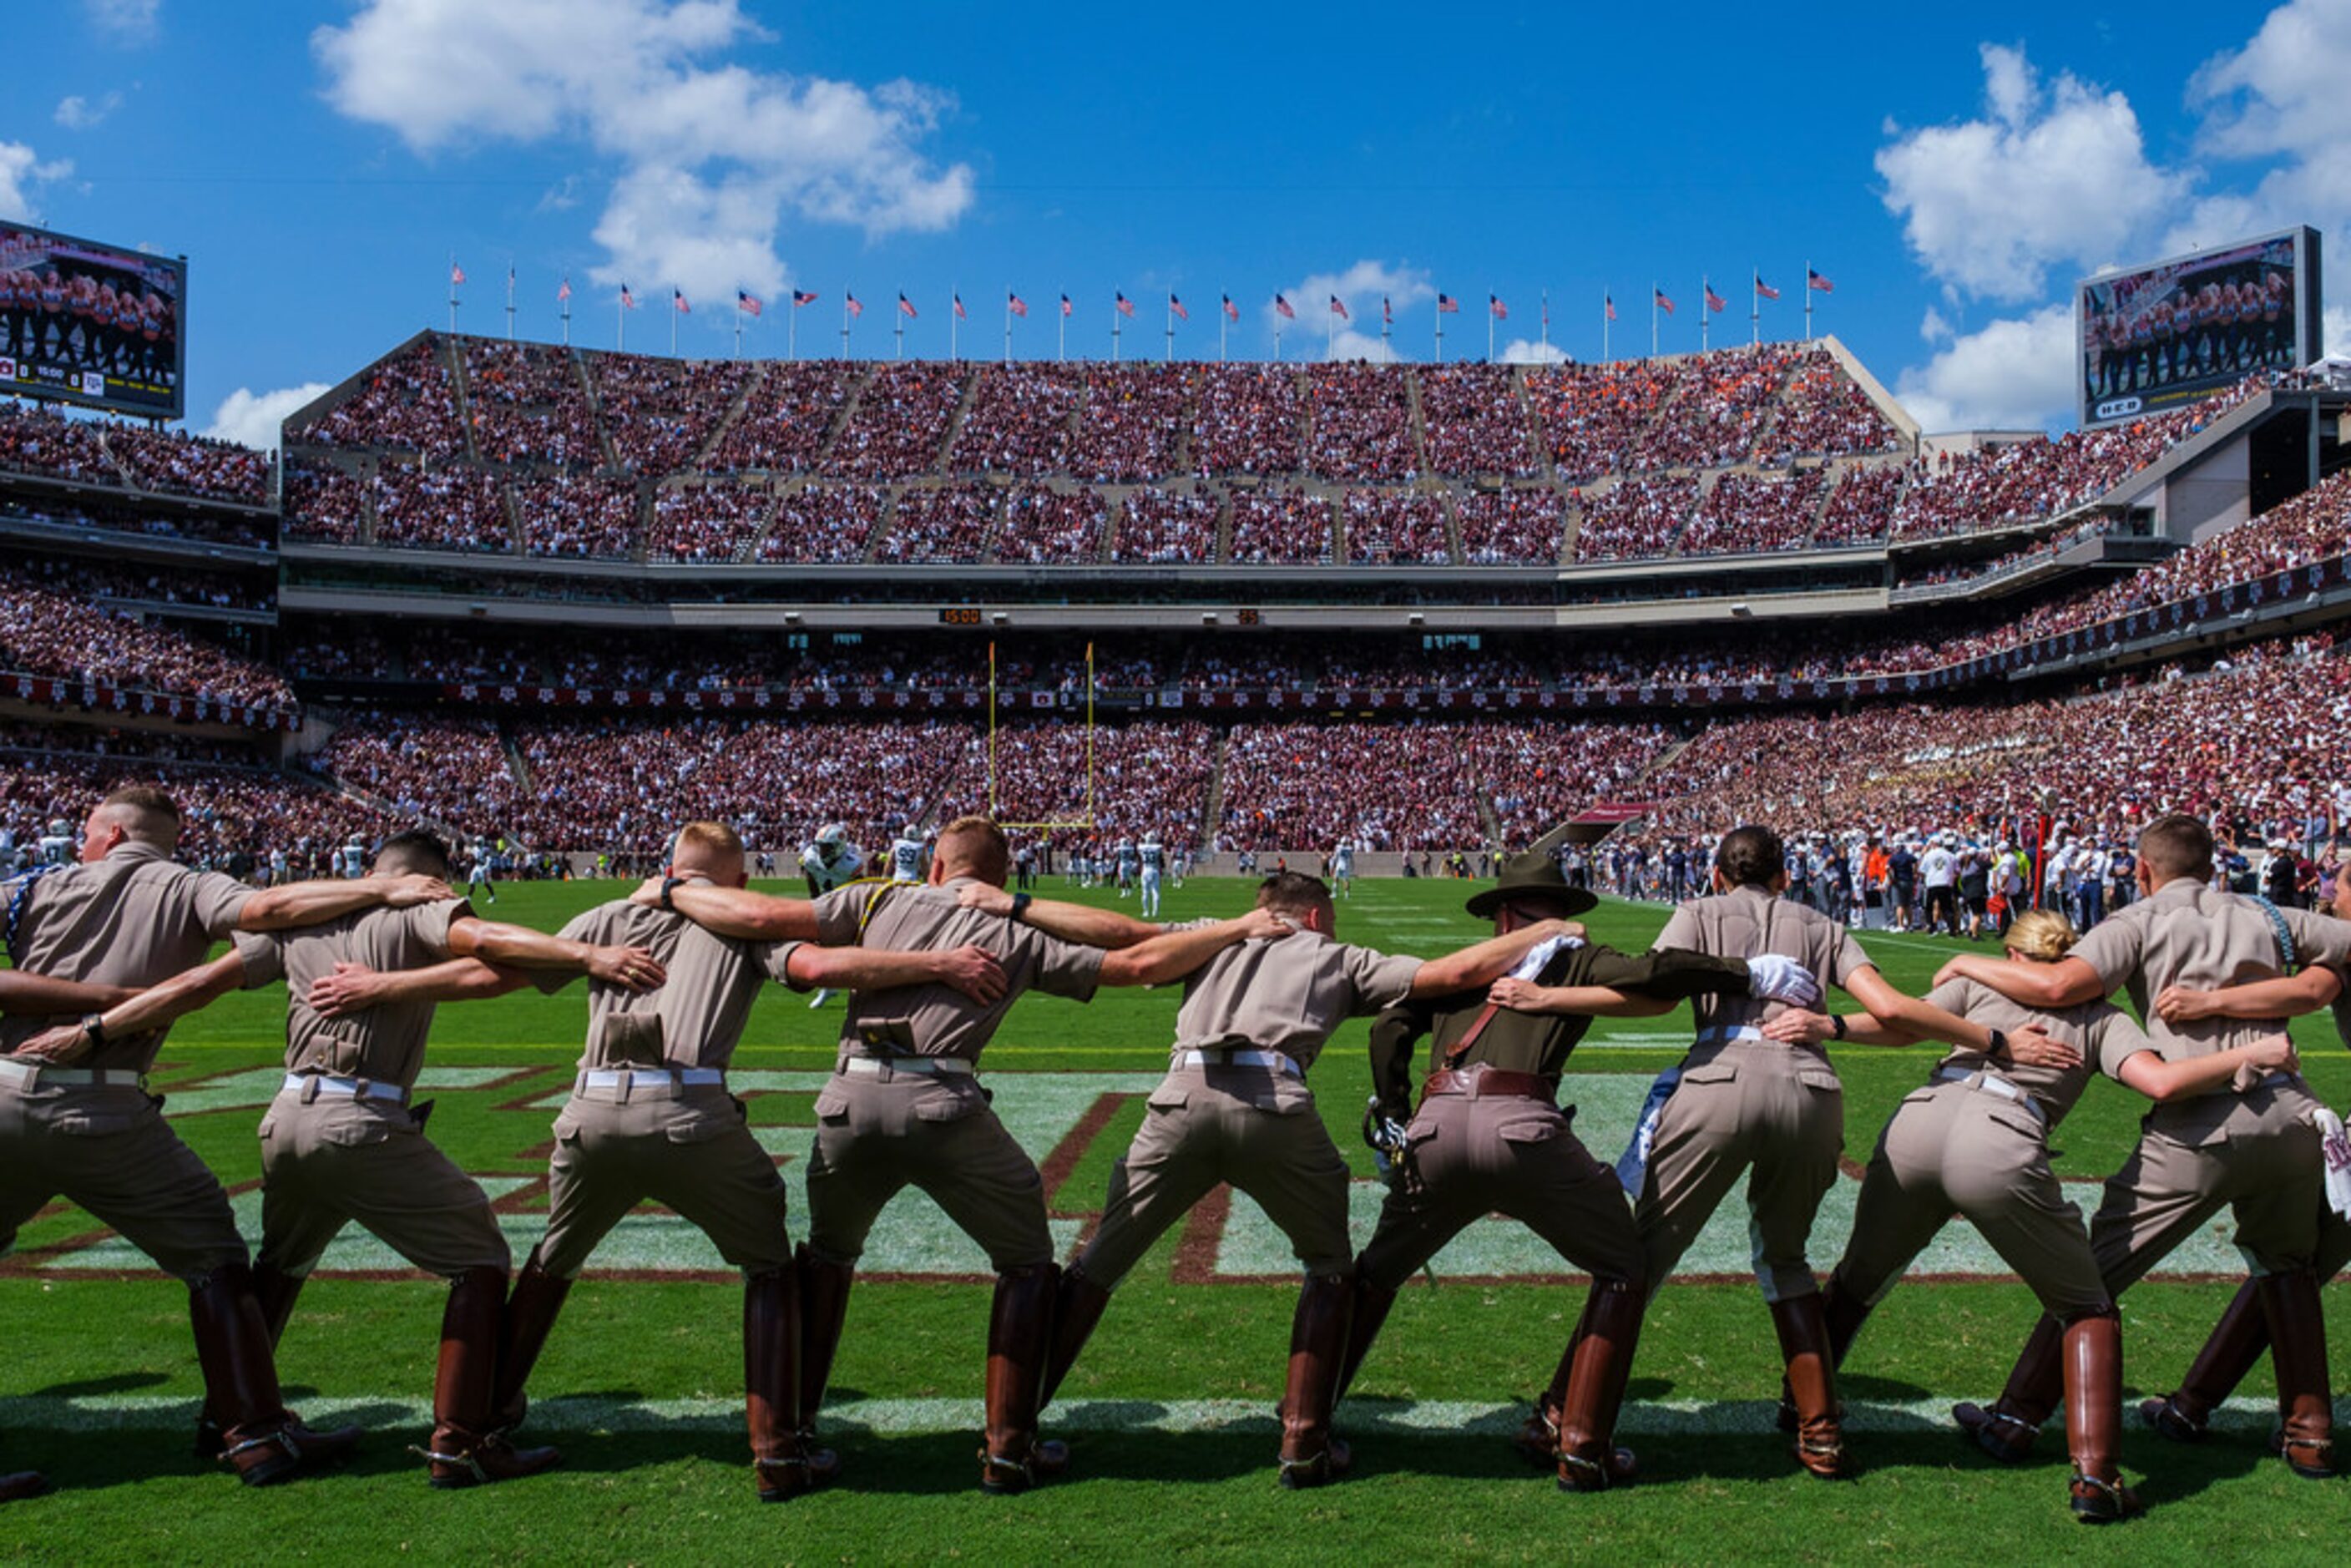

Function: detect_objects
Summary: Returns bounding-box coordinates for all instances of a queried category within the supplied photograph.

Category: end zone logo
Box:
[2095,395,2144,420]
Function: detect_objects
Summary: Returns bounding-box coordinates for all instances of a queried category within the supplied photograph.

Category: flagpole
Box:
[447,253,458,335]
[1165,296,1173,363]
[1219,301,1227,363]
[1004,289,1012,365]
[1651,282,1658,359]
[560,283,571,346]
[1111,299,1120,363]
[1381,303,1391,364]
[670,291,679,357]
[504,264,515,341]
[616,290,624,352]
[1601,292,1610,363]
[1752,272,1760,346]
[841,293,851,358]
[1434,305,1443,365]
[1700,275,1709,355]
[1325,303,1333,363]
[786,297,796,361]
[894,301,903,362]
[1804,260,1812,342]
[1058,300,1065,363]
[1488,297,1494,364]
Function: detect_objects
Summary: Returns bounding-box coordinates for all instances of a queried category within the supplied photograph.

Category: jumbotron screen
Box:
[0,220,186,420]
[2077,225,2321,429]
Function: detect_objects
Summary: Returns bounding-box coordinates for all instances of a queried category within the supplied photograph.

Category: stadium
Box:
[4,4,2351,1561]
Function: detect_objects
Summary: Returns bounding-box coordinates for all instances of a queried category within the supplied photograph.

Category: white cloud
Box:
[1876,43,2185,302]
[312,0,973,306]
[1893,303,2077,432]
[0,142,73,222]
[205,383,331,453]
[82,0,158,41]
[1262,259,1433,350]
[2327,305,2350,359]
[54,92,123,129]
[1498,338,1569,365]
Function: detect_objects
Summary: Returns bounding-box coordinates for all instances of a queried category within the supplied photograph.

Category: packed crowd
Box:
[1676,468,1826,557]
[589,354,746,476]
[0,400,273,505]
[1419,364,1537,478]
[759,483,887,564]
[513,473,643,559]
[13,553,275,614]
[1572,475,1699,561]
[306,711,528,830]
[705,361,860,474]
[875,483,999,565]
[949,364,1081,478]
[646,480,776,564]
[1111,484,1221,564]
[371,463,512,553]
[1228,488,1337,565]
[1454,488,1566,565]
[1306,364,1420,481]
[995,484,1108,565]
[0,565,295,711]
[459,341,606,468]
[1341,488,1451,565]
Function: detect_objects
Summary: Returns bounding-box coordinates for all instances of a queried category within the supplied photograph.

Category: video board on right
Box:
[2077,225,2322,428]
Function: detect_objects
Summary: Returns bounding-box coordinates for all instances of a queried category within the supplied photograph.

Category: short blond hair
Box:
[935,814,1009,883]
[671,821,745,874]
[2004,908,2079,963]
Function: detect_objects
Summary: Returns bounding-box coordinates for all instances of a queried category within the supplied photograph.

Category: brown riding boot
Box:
[194,1262,308,1459]
[980,1264,1063,1494]
[1555,1282,1645,1493]
[489,1250,571,1434]
[2062,1310,2142,1524]
[1515,1292,1593,1467]
[189,1263,360,1487]
[2142,1281,2266,1444]
[795,1245,853,1482]
[0,1469,50,1503]
[745,1267,816,1502]
[1769,1292,1849,1479]
[1332,1276,1398,1412]
[1954,1312,2062,1464]
[1276,1272,1355,1490]
[2258,1269,2336,1479]
[1039,1265,1114,1414]
[422,1267,562,1490]
[1777,1275,1869,1433]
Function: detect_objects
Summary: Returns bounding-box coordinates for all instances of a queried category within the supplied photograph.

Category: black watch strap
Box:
[1986,1027,2010,1060]
[1829,1013,1847,1042]
[660,876,684,913]
[1009,893,1034,923]
[81,1013,109,1046]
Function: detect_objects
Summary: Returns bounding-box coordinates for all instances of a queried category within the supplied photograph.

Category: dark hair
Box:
[2136,814,2214,881]
[1714,824,1785,888]
[1256,871,1332,918]
[376,828,452,878]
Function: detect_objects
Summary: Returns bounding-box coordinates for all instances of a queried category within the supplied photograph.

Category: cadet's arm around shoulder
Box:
[2153,964,2340,1024]
[1408,918,1578,998]
[84,950,247,1037]
[2116,1031,2298,1102]
[663,881,818,941]
[1098,911,1272,986]
[1931,951,2103,1009]
[785,943,1007,1006]
[236,873,452,932]
[0,967,137,1017]
[957,883,1159,948]
[306,957,523,1019]
[447,916,667,991]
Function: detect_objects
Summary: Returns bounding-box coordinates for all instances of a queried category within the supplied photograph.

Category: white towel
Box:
[1510,933,1585,983]
[1615,1065,1682,1195]
[2314,1106,2351,1222]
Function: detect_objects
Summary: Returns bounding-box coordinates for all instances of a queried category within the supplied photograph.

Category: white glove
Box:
[1746,953,1823,1009]
[2314,1107,2351,1222]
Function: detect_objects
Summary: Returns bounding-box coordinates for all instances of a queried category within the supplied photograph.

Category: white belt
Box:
[1936,1066,2044,1122]
[1178,1048,1302,1078]
[836,1055,973,1078]
[575,1068,727,1100]
[0,1059,146,1091]
[281,1072,407,1104]
[1695,1026,1765,1045]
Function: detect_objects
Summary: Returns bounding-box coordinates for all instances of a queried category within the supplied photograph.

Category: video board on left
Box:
[0,221,186,420]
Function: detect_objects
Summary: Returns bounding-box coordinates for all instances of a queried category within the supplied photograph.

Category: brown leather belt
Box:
[1421,1068,1555,1102]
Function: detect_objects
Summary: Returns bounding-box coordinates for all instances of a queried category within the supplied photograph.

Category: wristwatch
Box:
[660,876,684,912]
[80,1014,109,1046]
[1828,1014,1848,1042]
[1986,1027,2010,1060]
[1009,893,1034,923]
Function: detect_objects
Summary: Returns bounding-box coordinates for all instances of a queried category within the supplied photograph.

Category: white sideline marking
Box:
[2,1392,2338,1438]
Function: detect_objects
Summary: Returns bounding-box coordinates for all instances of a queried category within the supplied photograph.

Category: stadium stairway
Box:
[692,362,765,470]
[502,729,533,795]
[1198,732,1232,854]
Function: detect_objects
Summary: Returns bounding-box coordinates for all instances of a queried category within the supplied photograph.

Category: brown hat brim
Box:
[1465,883,1600,920]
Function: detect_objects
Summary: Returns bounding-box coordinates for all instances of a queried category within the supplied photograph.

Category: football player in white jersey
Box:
[465,840,498,904]
[1329,837,1357,898]
[887,823,928,883]
[799,822,867,1006]
[1137,832,1167,918]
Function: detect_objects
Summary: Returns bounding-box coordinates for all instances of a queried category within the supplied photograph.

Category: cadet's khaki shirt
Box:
[1656,884,1869,1033]
[1921,976,2151,1126]
[811,877,1105,1061]
[1170,928,1421,1069]
[235,898,468,1087]
[537,900,802,1070]
[2067,878,2351,1067]
[2,841,256,1070]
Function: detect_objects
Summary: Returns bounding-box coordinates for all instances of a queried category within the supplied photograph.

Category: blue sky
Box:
[3,0,2344,446]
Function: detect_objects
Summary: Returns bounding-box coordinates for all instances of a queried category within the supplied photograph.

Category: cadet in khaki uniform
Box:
[1770,910,2299,1521]
[1632,824,2061,1479]
[480,821,1009,1502]
[2132,856,2351,1468]
[972,869,1590,1490]
[0,785,449,1489]
[655,815,1278,1493]
[1940,813,2351,1482]
[1337,849,1821,1492]
[28,829,669,1489]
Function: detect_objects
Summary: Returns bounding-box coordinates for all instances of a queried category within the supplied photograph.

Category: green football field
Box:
[4,875,2346,1563]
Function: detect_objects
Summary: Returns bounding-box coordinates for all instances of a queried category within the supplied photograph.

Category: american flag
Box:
[1437,293,1459,313]
[1274,293,1296,320]
[1060,294,1073,316]
[1170,293,1190,321]
[897,292,918,318]
[449,262,467,286]
[673,288,690,314]
[557,276,572,302]
[1221,294,1239,321]
[1489,295,1507,319]
[1009,291,1029,317]
[1654,287,1675,315]
[1605,293,1617,321]
[1704,284,1727,313]
[1754,274,1781,301]
[1115,291,1136,318]
[1329,295,1349,320]
[1807,268,1834,294]
[847,293,863,318]
[953,293,968,320]
[620,283,638,309]
[793,290,818,306]
[738,291,763,316]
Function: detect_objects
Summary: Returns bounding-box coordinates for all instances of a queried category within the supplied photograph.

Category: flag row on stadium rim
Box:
[440,263,1842,360]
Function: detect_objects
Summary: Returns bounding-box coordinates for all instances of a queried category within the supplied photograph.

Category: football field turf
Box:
[4,876,2345,1562]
